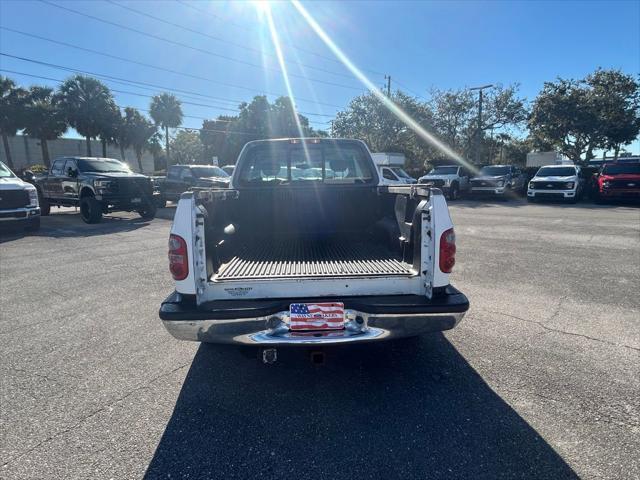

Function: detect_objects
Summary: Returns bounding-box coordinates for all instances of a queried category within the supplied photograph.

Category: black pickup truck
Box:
[34,157,156,223]
[156,164,230,207]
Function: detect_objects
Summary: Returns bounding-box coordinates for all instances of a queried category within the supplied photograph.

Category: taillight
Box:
[168,234,188,280]
[439,228,456,273]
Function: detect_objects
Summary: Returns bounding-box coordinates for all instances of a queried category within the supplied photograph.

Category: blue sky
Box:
[1,0,639,152]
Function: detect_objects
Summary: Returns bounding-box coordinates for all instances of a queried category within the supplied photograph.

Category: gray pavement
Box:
[0,200,638,479]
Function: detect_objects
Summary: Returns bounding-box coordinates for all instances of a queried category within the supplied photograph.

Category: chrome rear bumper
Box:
[160,291,468,346]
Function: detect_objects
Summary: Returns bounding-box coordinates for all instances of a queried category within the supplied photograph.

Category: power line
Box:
[176,0,386,77]
[0,52,339,118]
[0,68,332,127]
[0,28,344,110]
[105,0,357,82]
[38,0,364,92]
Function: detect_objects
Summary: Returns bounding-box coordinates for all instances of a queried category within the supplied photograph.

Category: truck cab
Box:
[371,152,417,185]
[159,138,468,351]
[418,165,472,200]
[160,164,230,205]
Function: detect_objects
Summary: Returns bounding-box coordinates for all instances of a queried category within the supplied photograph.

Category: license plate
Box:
[289,302,345,331]
[131,198,141,203]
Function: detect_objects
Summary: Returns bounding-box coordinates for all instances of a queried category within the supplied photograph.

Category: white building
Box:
[1,135,156,173]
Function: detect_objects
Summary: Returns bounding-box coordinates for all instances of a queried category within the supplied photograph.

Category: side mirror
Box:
[68,169,78,178]
[22,170,35,182]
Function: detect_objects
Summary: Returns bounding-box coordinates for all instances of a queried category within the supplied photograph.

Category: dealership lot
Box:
[1,201,638,479]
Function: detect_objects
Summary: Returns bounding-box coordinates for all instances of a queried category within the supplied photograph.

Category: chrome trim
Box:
[0,207,40,221]
[161,308,466,345]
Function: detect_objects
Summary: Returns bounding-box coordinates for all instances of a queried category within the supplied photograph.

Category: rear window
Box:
[237,141,375,185]
[602,164,640,175]
[429,166,458,175]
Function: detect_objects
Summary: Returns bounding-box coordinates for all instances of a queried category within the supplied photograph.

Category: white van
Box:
[371,153,416,185]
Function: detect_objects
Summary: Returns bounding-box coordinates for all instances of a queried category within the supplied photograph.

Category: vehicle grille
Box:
[530,181,569,190]
[608,180,640,189]
[215,239,414,280]
[471,180,496,187]
[0,189,29,209]
[113,178,152,197]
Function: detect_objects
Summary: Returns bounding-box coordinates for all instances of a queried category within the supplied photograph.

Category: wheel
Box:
[38,190,50,216]
[80,196,103,223]
[155,195,166,209]
[24,217,40,232]
[138,203,156,220]
[448,183,459,200]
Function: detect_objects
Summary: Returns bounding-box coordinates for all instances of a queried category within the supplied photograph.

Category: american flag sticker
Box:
[289,303,345,331]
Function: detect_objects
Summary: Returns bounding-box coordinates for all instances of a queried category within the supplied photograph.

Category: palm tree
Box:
[22,86,68,167]
[57,75,116,156]
[0,76,27,169]
[123,107,157,172]
[98,103,121,158]
[149,93,183,167]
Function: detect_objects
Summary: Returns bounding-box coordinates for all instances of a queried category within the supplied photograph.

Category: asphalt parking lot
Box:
[1,200,639,479]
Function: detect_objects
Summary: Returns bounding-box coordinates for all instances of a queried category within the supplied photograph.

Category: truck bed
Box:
[213,238,414,281]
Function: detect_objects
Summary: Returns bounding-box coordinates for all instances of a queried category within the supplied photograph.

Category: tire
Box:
[155,195,167,209]
[80,196,103,224]
[38,190,50,216]
[138,203,156,220]
[527,196,536,203]
[448,183,459,201]
[24,217,40,232]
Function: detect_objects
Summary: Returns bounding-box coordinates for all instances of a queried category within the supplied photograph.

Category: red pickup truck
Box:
[594,162,640,202]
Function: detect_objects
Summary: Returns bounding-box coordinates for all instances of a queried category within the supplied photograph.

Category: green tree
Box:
[587,69,640,160]
[0,76,27,169]
[58,75,116,156]
[149,93,183,166]
[333,91,435,174]
[170,130,204,164]
[97,103,122,158]
[529,78,596,162]
[123,107,156,172]
[22,86,67,167]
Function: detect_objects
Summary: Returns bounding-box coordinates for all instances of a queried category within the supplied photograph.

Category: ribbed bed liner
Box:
[214,239,414,281]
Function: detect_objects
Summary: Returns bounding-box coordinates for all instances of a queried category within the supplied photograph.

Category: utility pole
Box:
[469,84,494,165]
[385,75,391,97]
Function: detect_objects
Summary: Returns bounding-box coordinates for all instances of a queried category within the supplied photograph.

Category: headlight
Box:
[529,182,536,190]
[603,181,610,188]
[497,180,504,187]
[27,188,39,207]
[94,180,113,189]
[565,182,575,189]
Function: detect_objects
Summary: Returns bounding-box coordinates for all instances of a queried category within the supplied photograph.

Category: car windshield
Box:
[77,158,131,173]
[537,167,576,176]
[429,166,458,175]
[390,167,412,179]
[479,166,510,176]
[237,141,375,185]
[602,164,640,175]
[191,166,229,178]
[0,161,16,178]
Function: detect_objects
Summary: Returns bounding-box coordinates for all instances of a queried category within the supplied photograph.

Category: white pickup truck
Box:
[159,138,468,355]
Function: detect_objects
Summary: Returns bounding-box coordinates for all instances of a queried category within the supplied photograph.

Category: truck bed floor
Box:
[214,239,414,280]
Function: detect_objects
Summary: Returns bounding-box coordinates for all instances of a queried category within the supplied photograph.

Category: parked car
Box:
[159,138,469,362]
[527,164,583,203]
[418,165,472,200]
[221,165,235,176]
[470,165,525,197]
[371,152,417,185]
[157,164,230,206]
[0,161,40,232]
[593,161,640,202]
[34,157,156,224]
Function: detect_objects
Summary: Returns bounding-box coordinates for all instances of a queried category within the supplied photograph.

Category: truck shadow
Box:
[144,334,577,479]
